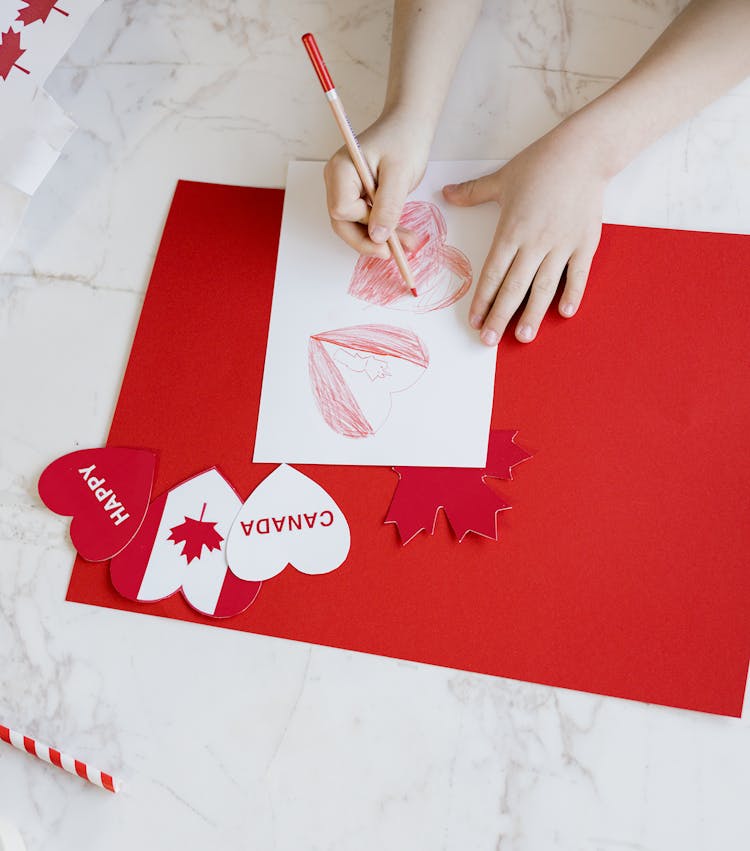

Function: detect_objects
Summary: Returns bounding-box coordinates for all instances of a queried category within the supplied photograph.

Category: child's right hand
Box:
[323,111,431,259]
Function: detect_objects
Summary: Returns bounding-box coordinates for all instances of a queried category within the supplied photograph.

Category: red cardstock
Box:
[67,180,750,716]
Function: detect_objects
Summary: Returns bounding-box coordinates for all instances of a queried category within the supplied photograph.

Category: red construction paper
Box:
[39,446,156,561]
[67,180,750,716]
[385,429,532,544]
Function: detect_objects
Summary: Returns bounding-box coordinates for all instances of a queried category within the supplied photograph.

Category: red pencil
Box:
[302,32,418,297]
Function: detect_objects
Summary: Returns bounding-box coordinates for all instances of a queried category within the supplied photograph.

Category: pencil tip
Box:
[410,288,418,298]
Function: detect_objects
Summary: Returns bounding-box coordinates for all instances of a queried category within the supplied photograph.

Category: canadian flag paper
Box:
[0,0,103,257]
[110,468,261,618]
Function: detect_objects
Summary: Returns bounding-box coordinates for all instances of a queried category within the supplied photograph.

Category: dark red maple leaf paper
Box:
[16,0,69,27]
[385,429,533,545]
[167,502,224,564]
[0,28,29,80]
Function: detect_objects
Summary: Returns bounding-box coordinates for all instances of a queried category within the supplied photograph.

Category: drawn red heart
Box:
[308,324,429,438]
[348,200,472,313]
[38,447,157,561]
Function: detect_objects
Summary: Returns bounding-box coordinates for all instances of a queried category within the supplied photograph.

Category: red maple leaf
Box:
[167,503,224,564]
[0,28,29,80]
[16,0,69,27]
[385,430,533,544]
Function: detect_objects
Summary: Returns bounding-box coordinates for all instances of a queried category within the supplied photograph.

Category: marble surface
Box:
[1,1,749,848]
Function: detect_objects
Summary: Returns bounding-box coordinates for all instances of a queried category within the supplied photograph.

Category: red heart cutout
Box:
[348,200,472,312]
[38,447,156,562]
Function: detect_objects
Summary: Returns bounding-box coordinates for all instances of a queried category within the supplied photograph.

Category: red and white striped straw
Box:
[0,723,119,793]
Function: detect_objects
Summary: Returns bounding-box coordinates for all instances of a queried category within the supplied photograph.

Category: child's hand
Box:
[324,111,431,259]
[443,124,607,346]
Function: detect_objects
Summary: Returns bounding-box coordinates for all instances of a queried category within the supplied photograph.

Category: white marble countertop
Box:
[1,1,749,849]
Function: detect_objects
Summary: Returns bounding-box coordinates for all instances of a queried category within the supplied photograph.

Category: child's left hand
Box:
[443,122,607,346]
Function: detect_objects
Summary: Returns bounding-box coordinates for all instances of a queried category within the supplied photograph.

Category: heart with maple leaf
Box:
[0,28,29,80]
[38,446,157,562]
[385,429,533,544]
[16,0,69,27]
[110,468,261,618]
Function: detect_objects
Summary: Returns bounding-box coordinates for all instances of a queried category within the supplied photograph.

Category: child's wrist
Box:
[555,96,644,181]
[379,101,438,148]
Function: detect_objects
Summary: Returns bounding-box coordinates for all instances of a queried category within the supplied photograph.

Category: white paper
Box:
[227,464,351,582]
[254,160,499,468]
[0,0,103,85]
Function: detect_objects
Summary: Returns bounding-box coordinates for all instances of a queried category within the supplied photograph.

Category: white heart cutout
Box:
[226,464,351,581]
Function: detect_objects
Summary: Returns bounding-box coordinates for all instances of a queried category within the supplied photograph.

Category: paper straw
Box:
[0,724,118,793]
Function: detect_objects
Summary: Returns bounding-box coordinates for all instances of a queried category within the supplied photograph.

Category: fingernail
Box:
[370,225,389,243]
[481,329,499,346]
[561,302,575,317]
[443,183,458,192]
[469,314,483,330]
[517,324,535,342]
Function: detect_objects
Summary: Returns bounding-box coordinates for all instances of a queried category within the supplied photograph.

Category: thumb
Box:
[442,173,499,207]
[368,160,413,244]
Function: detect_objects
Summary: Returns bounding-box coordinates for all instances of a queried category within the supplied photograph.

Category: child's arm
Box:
[444,0,750,345]
[323,0,482,259]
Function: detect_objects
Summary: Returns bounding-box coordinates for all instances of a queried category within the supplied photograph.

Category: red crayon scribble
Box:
[167,502,224,564]
[349,201,472,313]
[309,324,429,438]
[0,28,29,80]
[16,0,69,26]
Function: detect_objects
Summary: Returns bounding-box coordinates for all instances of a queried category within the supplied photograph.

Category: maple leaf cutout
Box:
[385,429,533,545]
[0,28,29,80]
[16,0,69,27]
[167,503,224,564]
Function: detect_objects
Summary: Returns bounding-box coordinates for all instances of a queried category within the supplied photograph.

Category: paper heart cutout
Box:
[226,464,351,581]
[110,468,261,618]
[38,447,157,561]
[308,324,429,438]
[348,201,472,313]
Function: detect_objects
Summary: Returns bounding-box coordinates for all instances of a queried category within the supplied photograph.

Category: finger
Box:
[559,239,599,318]
[480,249,545,346]
[330,219,391,259]
[368,158,413,244]
[469,240,518,330]
[395,227,422,254]
[515,250,569,343]
[324,154,370,224]
[442,172,500,207]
